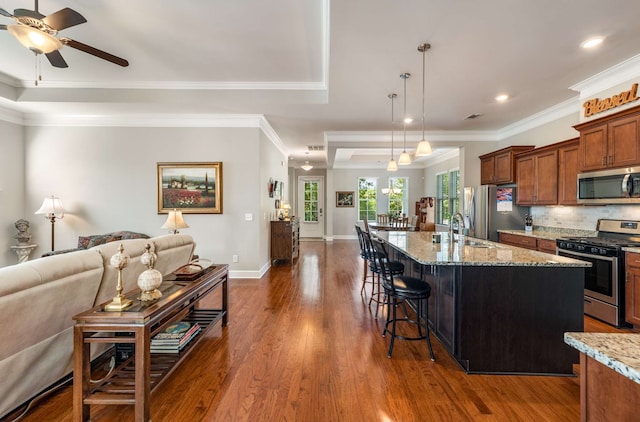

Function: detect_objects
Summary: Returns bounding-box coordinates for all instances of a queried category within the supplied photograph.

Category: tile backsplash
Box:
[531,205,640,231]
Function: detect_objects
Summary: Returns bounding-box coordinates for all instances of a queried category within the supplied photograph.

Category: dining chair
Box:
[377,214,389,225]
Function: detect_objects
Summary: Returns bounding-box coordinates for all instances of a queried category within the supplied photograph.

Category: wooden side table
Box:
[73,264,228,422]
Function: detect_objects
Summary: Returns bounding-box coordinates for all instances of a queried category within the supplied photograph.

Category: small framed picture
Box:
[336,191,354,207]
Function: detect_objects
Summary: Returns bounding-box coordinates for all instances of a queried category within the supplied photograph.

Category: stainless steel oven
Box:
[556,247,620,325]
[556,219,640,328]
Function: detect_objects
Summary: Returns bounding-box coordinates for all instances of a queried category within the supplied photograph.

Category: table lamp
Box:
[161,209,189,234]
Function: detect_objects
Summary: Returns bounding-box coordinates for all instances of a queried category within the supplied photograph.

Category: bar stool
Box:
[370,237,435,360]
[355,225,376,296]
[362,230,404,315]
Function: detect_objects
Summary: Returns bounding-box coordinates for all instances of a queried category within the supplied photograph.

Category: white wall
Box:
[23,125,281,275]
[0,120,25,267]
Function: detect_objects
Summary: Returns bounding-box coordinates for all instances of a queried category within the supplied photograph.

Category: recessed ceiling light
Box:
[495,94,509,102]
[581,36,604,49]
[404,117,413,124]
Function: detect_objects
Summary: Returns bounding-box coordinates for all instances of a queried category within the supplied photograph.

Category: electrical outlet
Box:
[232,255,239,263]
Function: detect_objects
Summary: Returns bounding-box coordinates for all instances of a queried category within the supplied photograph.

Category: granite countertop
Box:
[497,226,596,241]
[564,332,640,385]
[376,231,590,267]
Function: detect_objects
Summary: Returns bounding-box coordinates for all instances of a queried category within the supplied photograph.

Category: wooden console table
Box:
[72,264,228,422]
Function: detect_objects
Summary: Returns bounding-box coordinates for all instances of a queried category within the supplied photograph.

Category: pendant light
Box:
[415,43,433,157]
[398,73,412,165]
[387,93,398,172]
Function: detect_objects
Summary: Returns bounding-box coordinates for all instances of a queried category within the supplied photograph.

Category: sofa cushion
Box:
[77,231,149,249]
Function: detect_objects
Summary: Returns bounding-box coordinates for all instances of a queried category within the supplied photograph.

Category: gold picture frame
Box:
[157,162,223,214]
[336,191,354,207]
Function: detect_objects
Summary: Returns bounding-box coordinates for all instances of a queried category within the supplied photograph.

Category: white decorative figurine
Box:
[104,244,133,311]
[137,244,163,301]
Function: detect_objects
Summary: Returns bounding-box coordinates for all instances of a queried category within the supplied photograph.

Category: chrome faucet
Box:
[449,212,465,242]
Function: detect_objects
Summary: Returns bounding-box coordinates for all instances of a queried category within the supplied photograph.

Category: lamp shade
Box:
[35,195,65,218]
[8,25,62,54]
[161,210,189,234]
[386,159,398,172]
[415,139,432,156]
[398,151,412,165]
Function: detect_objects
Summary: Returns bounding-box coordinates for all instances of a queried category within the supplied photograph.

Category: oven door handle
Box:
[558,248,616,263]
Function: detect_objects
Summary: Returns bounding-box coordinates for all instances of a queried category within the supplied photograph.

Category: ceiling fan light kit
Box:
[0,1,129,72]
[7,23,60,53]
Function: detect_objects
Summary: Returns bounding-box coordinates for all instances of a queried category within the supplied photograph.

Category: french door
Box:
[297,176,324,238]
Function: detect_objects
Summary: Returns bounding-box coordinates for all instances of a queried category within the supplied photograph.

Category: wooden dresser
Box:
[270,218,299,264]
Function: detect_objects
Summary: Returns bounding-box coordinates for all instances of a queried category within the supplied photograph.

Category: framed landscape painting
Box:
[336,191,354,207]
[157,162,223,214]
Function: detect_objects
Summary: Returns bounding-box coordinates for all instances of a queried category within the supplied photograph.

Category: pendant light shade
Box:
[415,43,433,157]
[387,93,398,172]
[399,73,412,165]
[301,161,313,171]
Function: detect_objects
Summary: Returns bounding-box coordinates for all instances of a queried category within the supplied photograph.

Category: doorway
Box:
[297,176,324,238]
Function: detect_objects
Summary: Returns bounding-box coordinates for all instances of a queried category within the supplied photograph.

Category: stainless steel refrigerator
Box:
[462,185,530,242]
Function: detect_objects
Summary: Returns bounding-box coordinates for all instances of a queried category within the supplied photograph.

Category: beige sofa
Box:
[0,234,195,419]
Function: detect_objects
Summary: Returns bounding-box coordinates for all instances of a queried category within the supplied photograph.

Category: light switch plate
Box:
[245,213,253,221]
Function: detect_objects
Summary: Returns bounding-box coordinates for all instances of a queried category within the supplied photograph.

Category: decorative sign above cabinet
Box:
[583,83,639,118]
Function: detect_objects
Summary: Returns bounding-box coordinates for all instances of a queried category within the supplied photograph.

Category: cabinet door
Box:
[626,253,640,326]
[516,155,535,205]
[534,149,558,205]
[609,114,640,168]
[494,151,513,184]
[558,141,579,205]
[580,124,608,172]
[480,156,495,185]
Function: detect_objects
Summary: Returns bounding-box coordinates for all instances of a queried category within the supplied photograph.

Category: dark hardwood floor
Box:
[9,239,634,421]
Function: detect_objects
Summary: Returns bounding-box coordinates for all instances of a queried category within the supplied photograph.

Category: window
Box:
[436,170,460,225]
[358,177,377,221]
[303,180,319,222]
[388,177,407,217]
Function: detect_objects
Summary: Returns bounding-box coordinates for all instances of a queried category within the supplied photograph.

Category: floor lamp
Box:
[35,195,65,251]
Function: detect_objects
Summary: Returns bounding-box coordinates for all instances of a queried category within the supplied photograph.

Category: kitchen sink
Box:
[463,240,493,248]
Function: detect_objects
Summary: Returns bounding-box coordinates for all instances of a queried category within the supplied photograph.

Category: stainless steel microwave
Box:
[577,167,640,204]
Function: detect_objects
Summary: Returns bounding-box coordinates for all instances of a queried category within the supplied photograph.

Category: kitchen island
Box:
[375,230,589,375]
[564,332,640,421]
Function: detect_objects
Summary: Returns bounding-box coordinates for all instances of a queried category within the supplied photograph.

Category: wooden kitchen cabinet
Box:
[557,138,580,205]
[499,232,537,250]
[625,251,640,326]
[515,145,558,205]
[499,232,557,254]
[479,146,534,185]
[575,105,640,172]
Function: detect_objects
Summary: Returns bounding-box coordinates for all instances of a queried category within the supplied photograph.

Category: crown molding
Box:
[569,53,640,99]
[325,130,499,143]
[0,103,24,125]
[259,117,289,157]
[23,113,266,127]
[496,96,580,140]
[19,80,327,90]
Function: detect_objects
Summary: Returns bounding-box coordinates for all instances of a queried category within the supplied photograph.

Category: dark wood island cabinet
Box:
[381,231,588,375]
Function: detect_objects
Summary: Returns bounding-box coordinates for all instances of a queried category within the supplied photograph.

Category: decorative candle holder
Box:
[137,244,163,301]
[104,244,133,311]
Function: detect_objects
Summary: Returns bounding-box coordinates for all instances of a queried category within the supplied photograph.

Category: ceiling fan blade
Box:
[42,8,86,31]
[45,50,68,68]
[62,38,129,67]
[13,8,44,19]
[0,7,13,17]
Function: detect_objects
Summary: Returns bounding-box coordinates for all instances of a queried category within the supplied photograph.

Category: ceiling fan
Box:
[0,0,128,69]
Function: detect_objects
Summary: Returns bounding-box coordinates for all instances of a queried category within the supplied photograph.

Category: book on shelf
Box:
[151,321,201,353]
